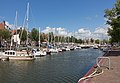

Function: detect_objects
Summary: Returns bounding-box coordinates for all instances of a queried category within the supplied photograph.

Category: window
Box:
[10,52,12,55]
[13,52,15,55]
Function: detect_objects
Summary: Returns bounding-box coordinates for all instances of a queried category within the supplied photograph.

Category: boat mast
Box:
[15,11,18,48]
[54,34,55,46]
[10,11,18,50]
[26,2,29,46]
[48,32,49,45]
[39,27,41,48]
[68,31,69,44]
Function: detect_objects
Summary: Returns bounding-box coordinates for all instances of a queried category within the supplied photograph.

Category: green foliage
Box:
[95,39,100,44]
[102,39,109,44]
[74,39,82,44]
[0,29,11,40]
[48,32,54,43]
[90,38,94,43]
[104,0,120,43]
[19,28,27,42]
[55,36,59,42]
[0,30,2,38]
[31,28,39,41]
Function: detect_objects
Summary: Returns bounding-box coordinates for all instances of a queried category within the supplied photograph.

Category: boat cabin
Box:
[4,50,16,56]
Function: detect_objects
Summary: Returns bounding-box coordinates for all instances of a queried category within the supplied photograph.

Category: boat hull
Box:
[8,56,34,61]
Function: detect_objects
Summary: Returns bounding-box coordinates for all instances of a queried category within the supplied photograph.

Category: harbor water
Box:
[0,48,104,83]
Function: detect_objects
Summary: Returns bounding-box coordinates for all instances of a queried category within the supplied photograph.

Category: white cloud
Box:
[94,27,108,34]
[56,27,68,36]
[42,27,56,34]
[74,25,110,40]
[75,28,91,39]
[78,28,91,34]
[41,27,68,36]
[41,25,110,40]
[93,25,110,39]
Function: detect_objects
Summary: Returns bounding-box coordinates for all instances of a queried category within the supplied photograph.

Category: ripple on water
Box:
[0,49,104,83]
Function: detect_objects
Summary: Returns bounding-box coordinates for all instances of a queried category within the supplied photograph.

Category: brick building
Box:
[0,22,5,30]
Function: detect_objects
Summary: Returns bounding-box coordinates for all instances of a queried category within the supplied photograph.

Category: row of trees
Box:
[27,28,108,45]
[0,27,109,46]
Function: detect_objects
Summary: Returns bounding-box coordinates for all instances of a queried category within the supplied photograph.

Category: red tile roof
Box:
[11,30,17,35]
[0,23,5,30]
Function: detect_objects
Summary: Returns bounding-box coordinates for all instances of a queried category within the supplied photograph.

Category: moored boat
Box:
[2,50,34,61]
[32,49,47,57]
[49,48,58,53]
[93,45,99,49]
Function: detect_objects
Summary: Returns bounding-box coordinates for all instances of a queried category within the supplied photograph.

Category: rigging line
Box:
[29,5,37,28]
[19,3,29,41]
[25,3,38,31]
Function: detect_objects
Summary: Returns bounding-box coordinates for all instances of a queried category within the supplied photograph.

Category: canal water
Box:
[0,48,104,83]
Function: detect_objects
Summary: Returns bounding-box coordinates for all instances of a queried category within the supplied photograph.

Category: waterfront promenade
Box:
[78,55,120,83]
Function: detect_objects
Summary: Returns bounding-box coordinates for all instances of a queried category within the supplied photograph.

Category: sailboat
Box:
[32,27,47,57]
[48,33,59,54]
[2,3,34,61]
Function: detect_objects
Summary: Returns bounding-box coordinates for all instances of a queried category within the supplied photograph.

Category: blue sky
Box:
[0,0,116,32]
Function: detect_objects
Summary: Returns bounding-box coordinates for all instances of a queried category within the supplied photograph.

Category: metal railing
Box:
[96,57,111,70]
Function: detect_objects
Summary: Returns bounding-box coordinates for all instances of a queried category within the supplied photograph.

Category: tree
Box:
[48,32,54,43]
[86,39,89,44]
[0,30,2,41]
[55,36,59,42]
[104,0,120,43]
[77,39,83,44]
[95,39,100,44]
[102,39,109,44]
[19,28,27,43]
[0,29,11,47]
[90,38,94,43]
[31,28,39,42]
[0,29,11,40]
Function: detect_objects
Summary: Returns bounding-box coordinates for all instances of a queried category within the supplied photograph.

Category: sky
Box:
[0,0,116,39]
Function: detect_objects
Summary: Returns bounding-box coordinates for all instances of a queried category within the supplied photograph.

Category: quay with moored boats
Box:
[0,44,108,61]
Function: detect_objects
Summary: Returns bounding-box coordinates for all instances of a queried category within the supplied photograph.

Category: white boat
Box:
[93,45,99,49]
[49,48,58,53]
[42,48,51,55]
[75,46,81,49]
[65,46,70,51]
[70,46,74,51]
[57,48,62,52]
[2,50,34,60]
[80,45,91,49]
[61,47,66,51]
[32,49,46,57]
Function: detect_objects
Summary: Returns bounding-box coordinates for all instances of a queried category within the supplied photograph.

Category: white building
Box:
[11,34,20,45]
